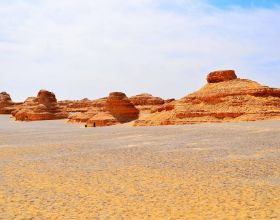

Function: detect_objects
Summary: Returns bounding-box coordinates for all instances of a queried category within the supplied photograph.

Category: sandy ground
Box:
[0,115,279,219]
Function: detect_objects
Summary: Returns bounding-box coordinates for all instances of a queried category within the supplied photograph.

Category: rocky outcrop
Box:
[69,92,139,127]
[207,70,237,83]
[68,98,108,123]
[134,70,280,126]
[107,92,139,123]
[0,92,13,113]
[0,92,22,114]
[12,90,68,121]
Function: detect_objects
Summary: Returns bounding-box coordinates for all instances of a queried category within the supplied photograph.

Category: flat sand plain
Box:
[0,115,279,219]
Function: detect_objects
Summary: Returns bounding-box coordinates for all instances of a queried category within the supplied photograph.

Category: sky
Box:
[0,0,280,101]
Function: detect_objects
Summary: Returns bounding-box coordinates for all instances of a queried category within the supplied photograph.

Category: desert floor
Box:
[0,115,279,219]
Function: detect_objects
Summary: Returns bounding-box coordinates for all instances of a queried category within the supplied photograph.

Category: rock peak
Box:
[207,70,237,83]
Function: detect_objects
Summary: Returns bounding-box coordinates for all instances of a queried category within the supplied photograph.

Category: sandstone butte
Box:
[0,92,22,114]
[12,90,68,121]
[134,70,280,126]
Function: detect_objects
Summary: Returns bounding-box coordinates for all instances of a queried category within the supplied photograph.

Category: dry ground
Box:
[0,115,279,219]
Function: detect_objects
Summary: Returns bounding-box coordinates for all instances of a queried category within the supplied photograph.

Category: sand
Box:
[0,115,279,219]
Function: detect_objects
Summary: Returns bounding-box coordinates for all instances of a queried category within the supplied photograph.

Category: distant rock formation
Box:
[68,98,107,124]
[0,92,13,113]
[134,70,280,126]
[12,90,68,121]
[59,98,97,113]
[129,93,165,113]
[107,92,139,123]
[0,92,22,114]
[69,92,139,127]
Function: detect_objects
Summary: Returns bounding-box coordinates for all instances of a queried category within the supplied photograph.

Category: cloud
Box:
[0,0,279,101]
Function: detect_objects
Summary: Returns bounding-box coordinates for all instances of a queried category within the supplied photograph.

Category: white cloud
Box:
[0,0,279,101]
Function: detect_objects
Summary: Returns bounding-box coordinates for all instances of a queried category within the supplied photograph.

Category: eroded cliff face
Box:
[12,90,68,121]
[134,70,280,126]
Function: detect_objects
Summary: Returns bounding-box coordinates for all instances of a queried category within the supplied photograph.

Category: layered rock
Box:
[107,92,139,123]
[129,93,165,113]
[0,92,13,113]
[68,98,108,123]
[12,90,68,121]
[59,98,96,113]
[135,70,280,126]
[0,92,22,114]
[207,70,237,83]
[69,92,139,127]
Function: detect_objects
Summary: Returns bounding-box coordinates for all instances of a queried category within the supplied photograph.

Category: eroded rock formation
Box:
[0,92,13,113]
[0,92,22,114]
[207,70,237,83]
[59,98,96,113]
[129,93,165,113]
[12,90,68,121]
[107,92,139,123]
[134,70,280,126]
[69,92,139,127]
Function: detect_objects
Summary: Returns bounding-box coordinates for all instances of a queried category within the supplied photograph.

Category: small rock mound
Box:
[207,70,237,83]
[12,90,68,121]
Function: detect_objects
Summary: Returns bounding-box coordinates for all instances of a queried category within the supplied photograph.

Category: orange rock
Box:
[0,92,23,114]
[86,112,118,127]
[129,93,165,115]
[68,98,107,123]
[0,92,13,113]
[207,70,237,83]
[106,92,139,123]
[135,70,280,126]
[69,92,139,127]
[59,98,98,113]
[12,90,68,121]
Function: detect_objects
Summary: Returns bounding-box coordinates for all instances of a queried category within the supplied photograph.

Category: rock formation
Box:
[68,98,108,124]
[0,92,22,114]
[69,92,139,127]
[207,70,237,83]
[59,98,96,113]
[106,92,139,123]
[12,90,68,121]
[129,93,165,113]
[134,70,280,126]
[0,92,13,113]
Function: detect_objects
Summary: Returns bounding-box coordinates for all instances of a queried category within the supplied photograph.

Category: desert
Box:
[2,0,280,219]
[0,115,279,219]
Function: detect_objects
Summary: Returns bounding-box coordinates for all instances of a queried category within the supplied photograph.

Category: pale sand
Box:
[0,115,279,219]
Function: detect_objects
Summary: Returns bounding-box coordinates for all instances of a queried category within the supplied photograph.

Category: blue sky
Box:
[209,0,280,8]
[0,0,279,101]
